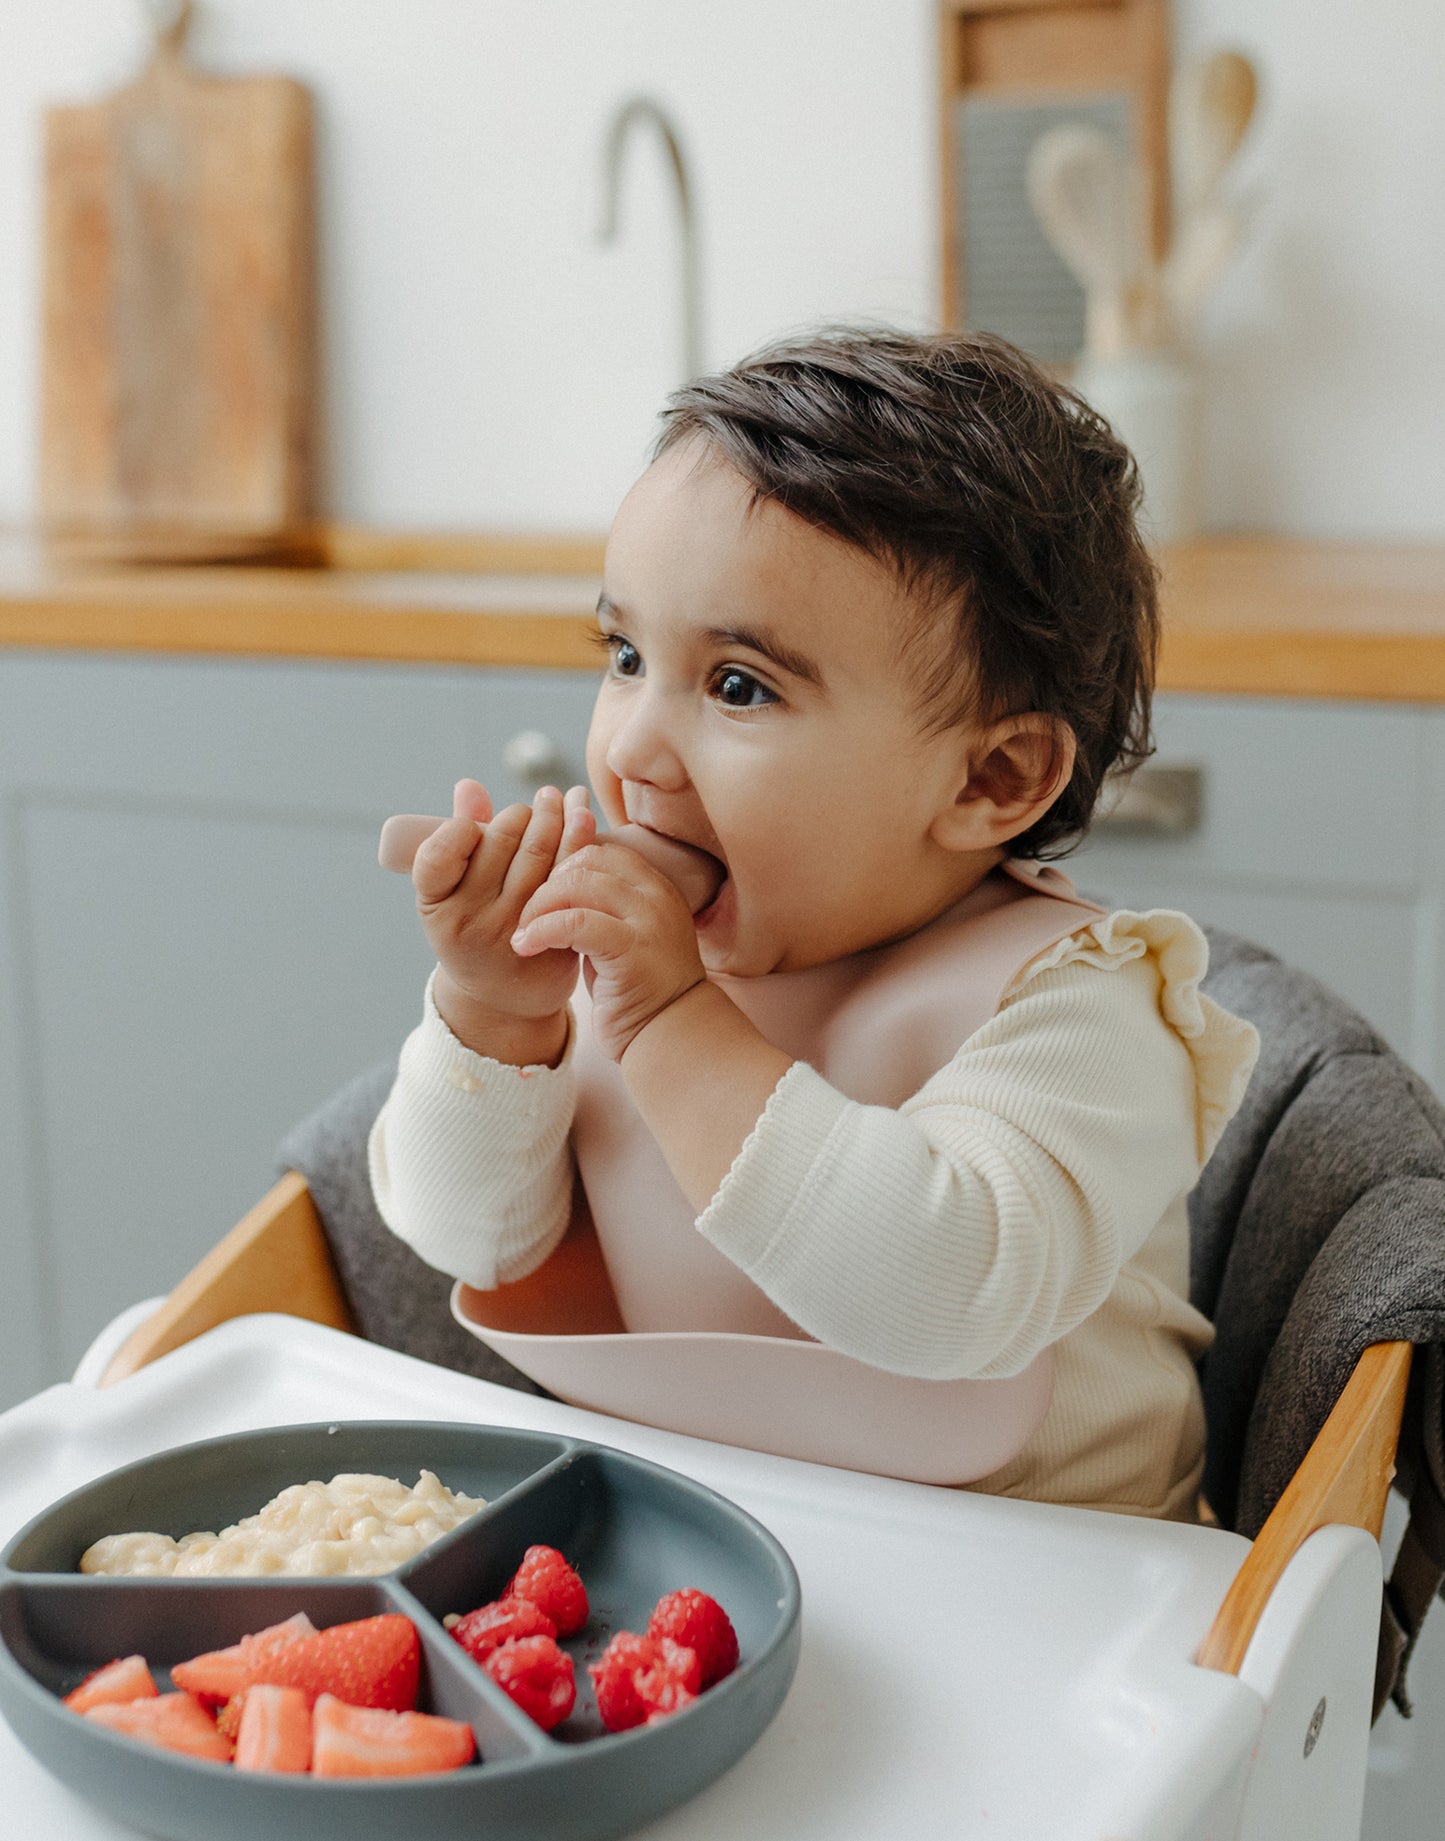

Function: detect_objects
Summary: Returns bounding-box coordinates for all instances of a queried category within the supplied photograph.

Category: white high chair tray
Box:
[0,1314,1264,1840]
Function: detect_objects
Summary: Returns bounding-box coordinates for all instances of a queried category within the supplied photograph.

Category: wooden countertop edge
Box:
[1157,628,1445,703]
[6,598,1445,699]
[7,523,1445,698]
[0,597,605,670]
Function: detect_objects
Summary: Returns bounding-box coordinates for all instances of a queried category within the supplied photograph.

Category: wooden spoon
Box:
[1170,49,1258,221]
[1026,124,1149,362]
[1163,198,1243,335]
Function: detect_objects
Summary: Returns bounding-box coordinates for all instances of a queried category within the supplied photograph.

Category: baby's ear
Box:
[932,715,1076,852]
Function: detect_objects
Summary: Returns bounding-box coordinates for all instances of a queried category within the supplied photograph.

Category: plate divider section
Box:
[388,1442,586,1585]
[383,1577,552,1764]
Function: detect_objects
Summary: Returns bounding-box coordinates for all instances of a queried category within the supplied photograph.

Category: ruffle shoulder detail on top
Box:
[1005,908,1261,1167]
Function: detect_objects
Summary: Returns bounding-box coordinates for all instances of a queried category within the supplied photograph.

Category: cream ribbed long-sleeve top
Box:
[369,911,1258,1519]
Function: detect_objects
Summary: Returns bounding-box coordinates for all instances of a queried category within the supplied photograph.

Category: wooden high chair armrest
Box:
[99,1171,356,1386]
[1196,1339,1413,1675]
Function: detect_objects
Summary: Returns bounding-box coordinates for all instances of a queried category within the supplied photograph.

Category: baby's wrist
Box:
[619,979,730,1075]
[431,971,568,1069]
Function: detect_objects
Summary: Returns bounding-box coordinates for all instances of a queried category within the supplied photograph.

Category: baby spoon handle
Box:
[378,814,723,916]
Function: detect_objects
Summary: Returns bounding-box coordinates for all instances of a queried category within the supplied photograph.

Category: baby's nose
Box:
[603,689,689,791]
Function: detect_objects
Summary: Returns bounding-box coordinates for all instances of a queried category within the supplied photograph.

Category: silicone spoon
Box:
[378,813,725,916]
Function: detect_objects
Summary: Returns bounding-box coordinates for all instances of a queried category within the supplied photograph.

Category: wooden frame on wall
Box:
[938,0,1171,354]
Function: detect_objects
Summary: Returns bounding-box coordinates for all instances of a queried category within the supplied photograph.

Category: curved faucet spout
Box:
[598,95,702,384]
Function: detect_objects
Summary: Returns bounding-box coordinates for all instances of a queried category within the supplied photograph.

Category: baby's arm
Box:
[372,781,733,1285]
[507,834,1237,1376]
[368,778,595,1284]
[627,942,1254,1381]
[509,835,794,1188]
[368,973,578,1288]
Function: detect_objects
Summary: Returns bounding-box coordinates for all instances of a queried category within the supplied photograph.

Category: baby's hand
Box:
[415,779,596,1056]
[509,837,706,1063]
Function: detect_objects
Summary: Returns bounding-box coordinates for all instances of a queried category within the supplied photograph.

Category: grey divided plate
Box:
[0,1421,801,1841]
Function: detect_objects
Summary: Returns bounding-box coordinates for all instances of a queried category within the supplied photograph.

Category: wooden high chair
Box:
[93,1169,1409,1686]
[94,922,1445,1786]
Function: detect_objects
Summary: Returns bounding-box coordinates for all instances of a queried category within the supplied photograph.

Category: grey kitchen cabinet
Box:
[2,660,1441,1416]
[0,652,601,1411]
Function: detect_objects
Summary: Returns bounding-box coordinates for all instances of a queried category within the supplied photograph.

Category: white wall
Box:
[1173,0,1445,541]
[0,0,1439,540]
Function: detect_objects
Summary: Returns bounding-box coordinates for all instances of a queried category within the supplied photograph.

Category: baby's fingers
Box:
[512,904,630,961]
[413,815,485,904]
[500,786,567,906]
[554,785,597,864]
[452,778,493,824]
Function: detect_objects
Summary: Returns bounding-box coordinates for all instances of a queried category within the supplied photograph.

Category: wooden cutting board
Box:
[39,3,317,562]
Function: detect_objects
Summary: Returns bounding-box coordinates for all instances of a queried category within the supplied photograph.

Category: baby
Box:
[370,328,1259,1520]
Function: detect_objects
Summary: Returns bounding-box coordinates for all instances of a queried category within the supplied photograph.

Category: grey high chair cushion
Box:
[276,1064,550,1399]
[1191,927,1445,1540]
[1192,927,1445,1718]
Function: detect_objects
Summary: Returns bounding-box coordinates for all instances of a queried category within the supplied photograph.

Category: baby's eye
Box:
[604,636,643,678]
[710,666,778,710]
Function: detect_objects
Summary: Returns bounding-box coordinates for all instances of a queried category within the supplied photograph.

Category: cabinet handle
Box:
[503,729,569,786]
[1093,763,1204,837]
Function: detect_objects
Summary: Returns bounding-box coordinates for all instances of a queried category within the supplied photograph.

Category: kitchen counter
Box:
[3,530,1445,700]
[0,529,605,672]
[1157,538,1445,701]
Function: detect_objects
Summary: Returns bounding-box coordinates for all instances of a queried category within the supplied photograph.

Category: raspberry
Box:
[482,1635,576,1732]
[505,1545,589,1636]
[646,1590,739,1688]
[588,1631,701,1732]
[449,1596,557,1663]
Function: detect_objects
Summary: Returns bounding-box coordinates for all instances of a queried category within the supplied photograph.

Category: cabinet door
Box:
[1069,695,1432,1071]
[0,653,600,1407]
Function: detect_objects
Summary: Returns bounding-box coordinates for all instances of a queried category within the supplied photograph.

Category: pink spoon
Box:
[378,814,725,916]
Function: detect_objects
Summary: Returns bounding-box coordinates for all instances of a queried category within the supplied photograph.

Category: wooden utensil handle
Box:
[378,815,724,915]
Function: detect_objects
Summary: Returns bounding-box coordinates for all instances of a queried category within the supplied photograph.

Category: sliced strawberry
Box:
[63,1654,159,1713]
[176,1613,417,1711]
[505,1545,589,1636]
[449,1595,557,1663]
[310,1693,475,1778]
[259,1614,420,1710]
[215,1694,246,1748]
[234,1683,312,1774]
[482,1634,576,1731]
[171,1611,316,1704]
[647,1590,739,1688]
[84,1692,232,1762]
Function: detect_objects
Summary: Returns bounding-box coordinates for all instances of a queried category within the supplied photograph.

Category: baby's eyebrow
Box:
[699,629,824,692]
[596,594,825,691]
[702,623,825,690]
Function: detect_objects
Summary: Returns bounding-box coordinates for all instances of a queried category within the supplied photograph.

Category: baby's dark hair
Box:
[653,327,1158,859]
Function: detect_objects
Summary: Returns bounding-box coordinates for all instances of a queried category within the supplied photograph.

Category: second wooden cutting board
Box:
[40,2,317,562]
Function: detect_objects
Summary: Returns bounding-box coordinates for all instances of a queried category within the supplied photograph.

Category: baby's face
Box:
[586,442,995,977]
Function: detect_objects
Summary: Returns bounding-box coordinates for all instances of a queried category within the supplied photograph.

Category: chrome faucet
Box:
[598,96,702,383]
